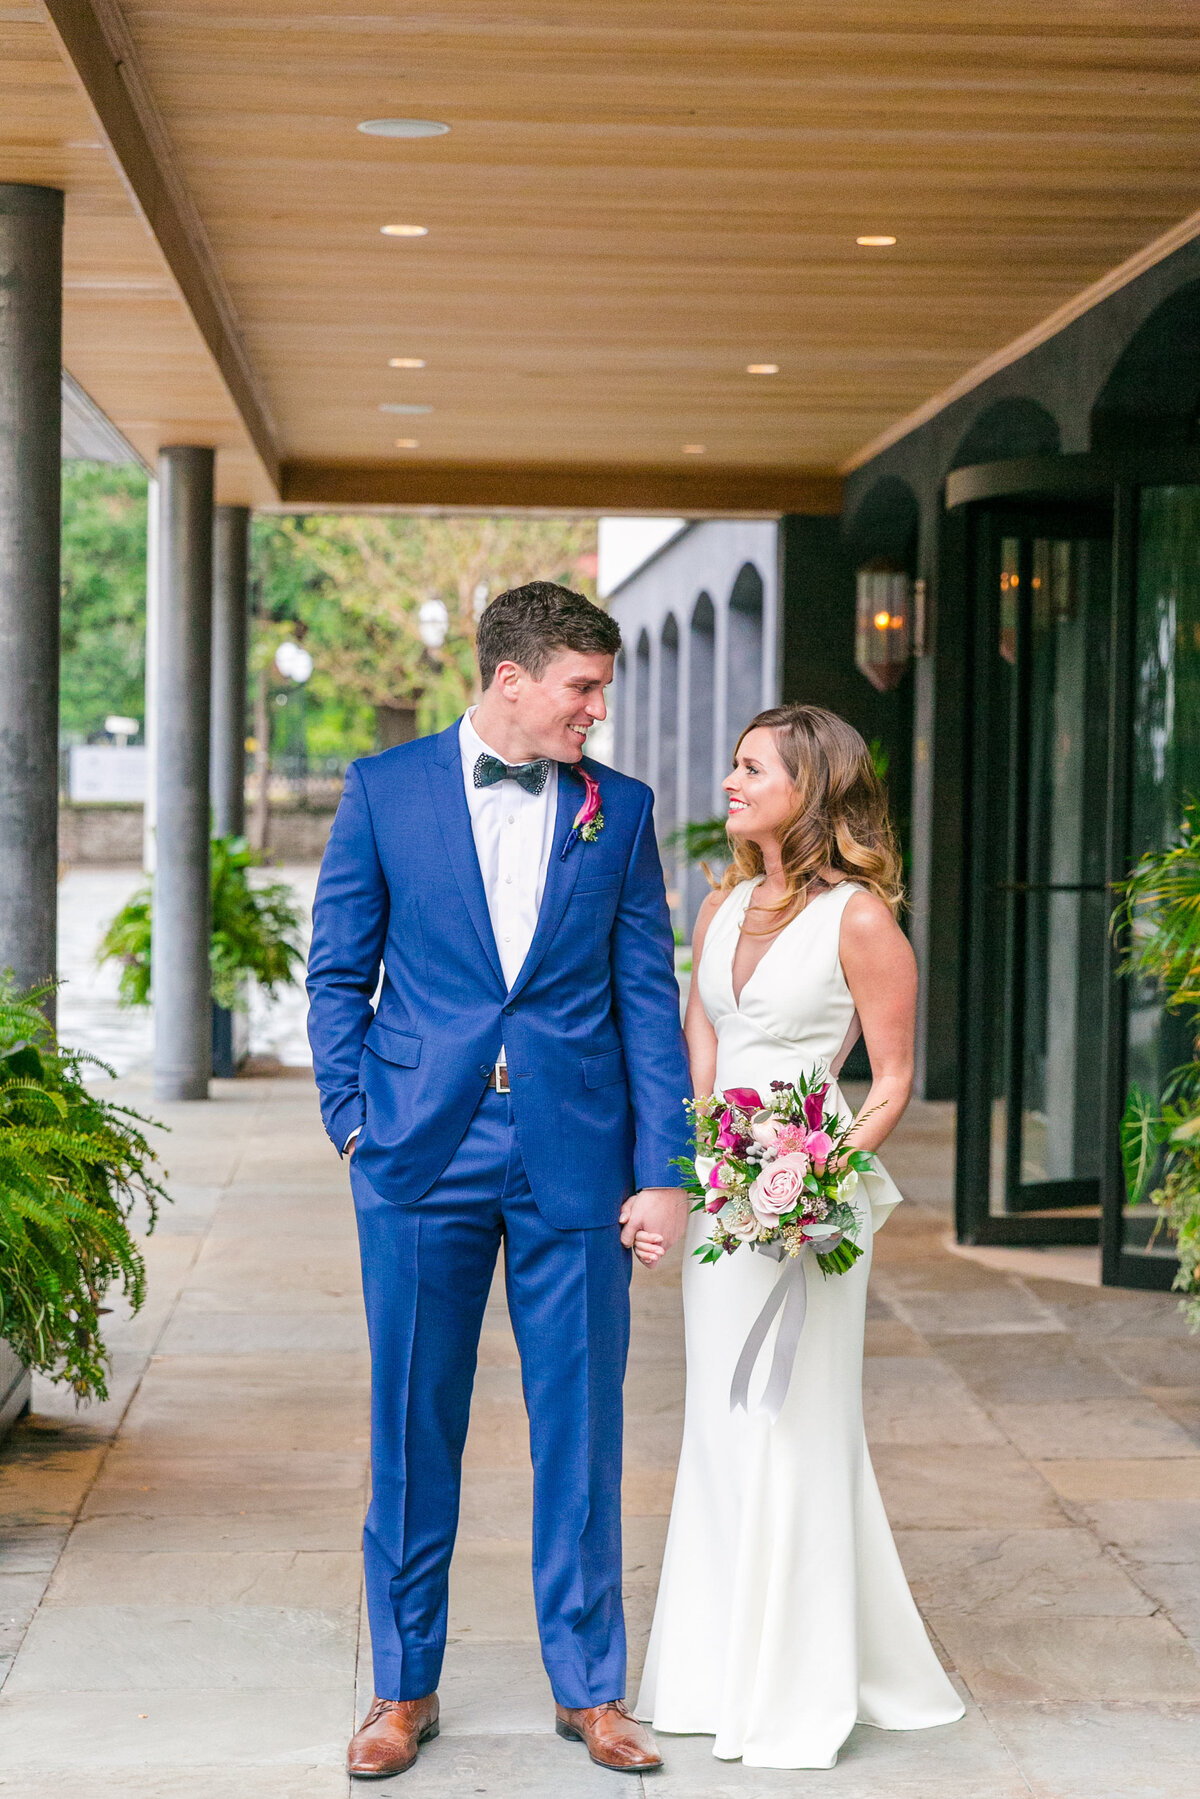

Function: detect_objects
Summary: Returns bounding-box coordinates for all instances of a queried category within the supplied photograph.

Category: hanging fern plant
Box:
[0,977,169,1401]
[99,833,304,1011]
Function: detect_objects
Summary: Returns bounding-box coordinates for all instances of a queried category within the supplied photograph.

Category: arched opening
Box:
[949,396,1062,470]
[726,563,764,760]
[844,475,919,568]
[1091,276,1200,454]
[658,613,680,834]
[686,593,717,921]
[687,594,716,824]
[611,648,627,770]
[634,629,651,780]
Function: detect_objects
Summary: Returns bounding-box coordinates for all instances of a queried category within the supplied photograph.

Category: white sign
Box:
[69,744,148,803]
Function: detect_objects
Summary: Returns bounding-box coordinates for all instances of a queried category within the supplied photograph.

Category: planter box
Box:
[212,994,250,1078]
[0,1339,31,1442]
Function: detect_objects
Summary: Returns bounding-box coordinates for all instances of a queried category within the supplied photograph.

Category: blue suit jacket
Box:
[306,720,691,1229]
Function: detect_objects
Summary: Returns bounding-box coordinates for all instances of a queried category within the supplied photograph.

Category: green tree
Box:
[60,462,149,741]
[252,514,599,746]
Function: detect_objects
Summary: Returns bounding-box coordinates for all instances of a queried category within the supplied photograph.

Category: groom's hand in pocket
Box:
[619,1187,688,1263]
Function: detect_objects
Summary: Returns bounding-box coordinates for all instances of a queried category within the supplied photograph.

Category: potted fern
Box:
[99,834,305,1075]
[1114,800,1200,1327]
[0,977,169,1404]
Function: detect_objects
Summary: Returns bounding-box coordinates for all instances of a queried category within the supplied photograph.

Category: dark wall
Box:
[843,237,1200,521]
[838,233,1200,1102]
[778,513,914,891]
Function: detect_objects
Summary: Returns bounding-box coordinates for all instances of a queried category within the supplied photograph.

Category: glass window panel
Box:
[999,537,1019,665]
[1020,887,1108,1185]
[1124,486,1200,1259]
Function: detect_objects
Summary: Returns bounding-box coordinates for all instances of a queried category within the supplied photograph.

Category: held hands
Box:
[619,1186,688,1269]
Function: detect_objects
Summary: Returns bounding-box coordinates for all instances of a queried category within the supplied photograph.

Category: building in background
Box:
[843,232,1200,1298]
[607,233,1200,1297]
[604,515,914,936]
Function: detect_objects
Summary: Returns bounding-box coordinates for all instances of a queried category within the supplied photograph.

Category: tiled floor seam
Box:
[0,1088,266,1697]
[975,1700,1044,1798]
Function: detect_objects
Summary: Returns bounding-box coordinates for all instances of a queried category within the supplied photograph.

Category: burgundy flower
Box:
[724,1087,764,1113]
[803,1083,829,1132]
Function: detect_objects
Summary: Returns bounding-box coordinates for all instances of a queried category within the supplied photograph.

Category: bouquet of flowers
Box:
[679,1070,874,1275]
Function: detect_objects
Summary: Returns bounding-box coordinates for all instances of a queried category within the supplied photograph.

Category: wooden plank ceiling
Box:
[0,3,270,502]
[8,2,1200,509]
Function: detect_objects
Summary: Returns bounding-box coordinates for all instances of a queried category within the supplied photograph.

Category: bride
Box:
[629,703,964,1770]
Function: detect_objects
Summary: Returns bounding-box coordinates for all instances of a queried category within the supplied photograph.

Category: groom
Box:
[307,582,691,1778]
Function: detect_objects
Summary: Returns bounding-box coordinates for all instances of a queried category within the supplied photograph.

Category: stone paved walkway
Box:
[2,1073,1200,1797]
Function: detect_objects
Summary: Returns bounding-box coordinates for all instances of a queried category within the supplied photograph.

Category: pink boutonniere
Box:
[561,767,605,859]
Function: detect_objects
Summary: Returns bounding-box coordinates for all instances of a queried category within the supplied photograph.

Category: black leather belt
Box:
[485,1063,511,1093]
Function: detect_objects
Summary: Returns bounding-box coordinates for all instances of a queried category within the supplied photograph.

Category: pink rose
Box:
[750,1109,782,1147]
[724,1207,760,1242]
[749,1151,810,1225]
[803,1129,834,1170]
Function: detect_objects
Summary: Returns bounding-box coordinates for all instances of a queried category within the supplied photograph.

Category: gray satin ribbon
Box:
[729,1252,808,1422]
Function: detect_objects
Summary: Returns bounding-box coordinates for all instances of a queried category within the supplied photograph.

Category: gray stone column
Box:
[153,446,214,1101]
[142,477,159,872]
[0,186,63,1006]
[211,504,250,838]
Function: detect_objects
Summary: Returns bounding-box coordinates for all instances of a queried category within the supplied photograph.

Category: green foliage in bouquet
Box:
[99,834,304,1011]
[1113,800,1200,1327]
[0,977,169,1401]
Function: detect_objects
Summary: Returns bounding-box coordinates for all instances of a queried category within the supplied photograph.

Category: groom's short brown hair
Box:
[477,581,622,689]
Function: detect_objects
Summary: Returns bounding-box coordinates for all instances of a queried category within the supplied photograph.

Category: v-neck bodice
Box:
[702,877,861,1065]
[696,876,902,1231]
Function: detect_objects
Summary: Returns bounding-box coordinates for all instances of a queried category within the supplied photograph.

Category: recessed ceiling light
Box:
[395,438,420,449]
[856,235,897,247]
[388,357,426,369]
[379,403,432,415]
[746,363,779,375]
[359,119,450,138]
[682,444,706,455]
[381,223,428,237]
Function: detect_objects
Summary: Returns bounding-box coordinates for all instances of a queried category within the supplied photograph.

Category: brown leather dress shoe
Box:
[347,1693,440,1778]
[555,1699,663,1773]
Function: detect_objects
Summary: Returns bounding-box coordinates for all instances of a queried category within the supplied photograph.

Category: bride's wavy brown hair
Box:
[718,704,903,925]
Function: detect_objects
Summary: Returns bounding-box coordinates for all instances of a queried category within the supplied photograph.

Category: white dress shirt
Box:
[459,708,558,994]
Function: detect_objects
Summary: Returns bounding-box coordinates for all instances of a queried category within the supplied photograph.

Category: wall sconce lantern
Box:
[855,558,912,692]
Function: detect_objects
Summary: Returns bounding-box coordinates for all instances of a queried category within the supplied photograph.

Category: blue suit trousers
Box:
[350,1089,632,1707]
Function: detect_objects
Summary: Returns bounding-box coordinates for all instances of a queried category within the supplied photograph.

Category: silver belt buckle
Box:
[494,1061,511,1094]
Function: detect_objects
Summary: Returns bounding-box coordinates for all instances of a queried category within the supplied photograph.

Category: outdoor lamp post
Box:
[418,598,449,650]
[855,558,913,693]
[273,640,314,792]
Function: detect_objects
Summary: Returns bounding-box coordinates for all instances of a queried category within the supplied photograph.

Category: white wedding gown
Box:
[637,877,964,1769]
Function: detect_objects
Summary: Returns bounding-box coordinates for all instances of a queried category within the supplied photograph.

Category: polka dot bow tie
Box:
[473,752,551,796]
